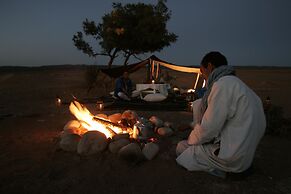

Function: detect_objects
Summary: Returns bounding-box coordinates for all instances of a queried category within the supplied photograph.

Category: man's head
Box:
[122,71,129,79]
[200,51,228,79]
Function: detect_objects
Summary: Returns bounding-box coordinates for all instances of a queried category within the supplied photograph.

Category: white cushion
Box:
[143,93,167,102]
[131,90,140,98]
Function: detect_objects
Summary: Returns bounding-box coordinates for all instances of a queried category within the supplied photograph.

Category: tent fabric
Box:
[155,61,200,74]
[100,55,200,78]
[150,55,200,73]
[100,60,148,78]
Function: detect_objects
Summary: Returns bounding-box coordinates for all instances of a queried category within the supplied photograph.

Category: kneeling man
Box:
[176,52,266,178]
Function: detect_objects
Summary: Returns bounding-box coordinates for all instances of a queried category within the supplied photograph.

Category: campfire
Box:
[59,101,175,161]
[69,101,132,138]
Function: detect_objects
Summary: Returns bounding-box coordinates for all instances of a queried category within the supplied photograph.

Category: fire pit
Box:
[59,101,175,161]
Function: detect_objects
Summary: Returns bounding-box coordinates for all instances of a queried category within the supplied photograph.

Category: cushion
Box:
[131,90,141,98]
[143,93,167,102]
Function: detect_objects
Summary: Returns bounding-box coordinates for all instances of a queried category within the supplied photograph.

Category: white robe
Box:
[176,76,266,173]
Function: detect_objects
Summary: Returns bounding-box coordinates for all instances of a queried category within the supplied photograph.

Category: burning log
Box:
[69,101,134,138]
[92,116,132,135]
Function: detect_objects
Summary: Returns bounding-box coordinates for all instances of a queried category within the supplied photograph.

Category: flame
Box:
[69,101,123,138]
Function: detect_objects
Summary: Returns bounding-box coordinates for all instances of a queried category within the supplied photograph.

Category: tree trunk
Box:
[107,57,114,69]
[107,48,119,69]
[123,53,132,66]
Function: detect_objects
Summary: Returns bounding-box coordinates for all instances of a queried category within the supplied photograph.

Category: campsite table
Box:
[136,83,170,96]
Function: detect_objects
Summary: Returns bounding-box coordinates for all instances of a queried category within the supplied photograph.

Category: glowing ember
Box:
[69,101,132,138]
[148,137,158,142]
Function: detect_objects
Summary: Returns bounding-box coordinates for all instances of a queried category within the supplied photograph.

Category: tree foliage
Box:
[73,0,177,67]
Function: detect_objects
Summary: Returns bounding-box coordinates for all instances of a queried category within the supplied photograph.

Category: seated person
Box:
[114,71,132,101]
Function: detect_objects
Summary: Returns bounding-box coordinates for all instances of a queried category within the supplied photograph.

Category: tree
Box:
[73,19,120,68]
[73,0,177,67]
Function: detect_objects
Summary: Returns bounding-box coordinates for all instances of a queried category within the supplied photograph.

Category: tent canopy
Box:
[100,55,202,89]
[101,55,200,78]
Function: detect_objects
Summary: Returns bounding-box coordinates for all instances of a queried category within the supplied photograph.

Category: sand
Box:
[0,66,291,193]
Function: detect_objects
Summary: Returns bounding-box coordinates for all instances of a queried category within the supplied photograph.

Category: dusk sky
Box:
[1,0,291,67]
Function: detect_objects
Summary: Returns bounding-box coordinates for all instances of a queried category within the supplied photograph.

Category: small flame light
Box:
[173,87,179,92]
[56,97,62,106]
[151,80,155,84]
[187,89,195,93]
[96,101,104,111]
[188,102,193,112]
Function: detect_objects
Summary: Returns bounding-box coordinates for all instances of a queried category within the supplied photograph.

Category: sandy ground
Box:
[0,66,291,193]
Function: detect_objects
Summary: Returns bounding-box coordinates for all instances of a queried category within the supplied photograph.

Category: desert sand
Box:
[0,66,291,193]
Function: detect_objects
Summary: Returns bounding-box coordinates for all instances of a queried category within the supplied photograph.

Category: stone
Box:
[157,127,174,137]
[138,124,154,138]
[108,113,122,124]
[77,131,108,155]
[133,117,154,138]
[149,116,163,128]
[63,120,87,136]
[62,127,88,137]
[142,142,159,160]
[60,133,81,152]
[121,110,139,126]
[95,113,108,120]
[118,143,143,162]
[136,117,154,129]
[64,120,81,130]
[109,138,130,153]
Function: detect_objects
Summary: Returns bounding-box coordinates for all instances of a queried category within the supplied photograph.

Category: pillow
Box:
[131,90,141,98]
[143,93,167,102]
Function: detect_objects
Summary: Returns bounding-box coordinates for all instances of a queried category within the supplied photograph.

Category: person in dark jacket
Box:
[114,71,133,101]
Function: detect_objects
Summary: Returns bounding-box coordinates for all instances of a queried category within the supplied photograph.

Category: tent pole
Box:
[156,63,160,81]
[193,73,200,90]
[146,59,151,83]
[151,60,155,81]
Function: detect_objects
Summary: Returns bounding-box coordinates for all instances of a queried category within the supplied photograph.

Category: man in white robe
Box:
[176,52,266,178]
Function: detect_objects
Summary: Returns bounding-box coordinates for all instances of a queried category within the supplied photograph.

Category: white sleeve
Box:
[192,98,202,126]
[188,81,231,145]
